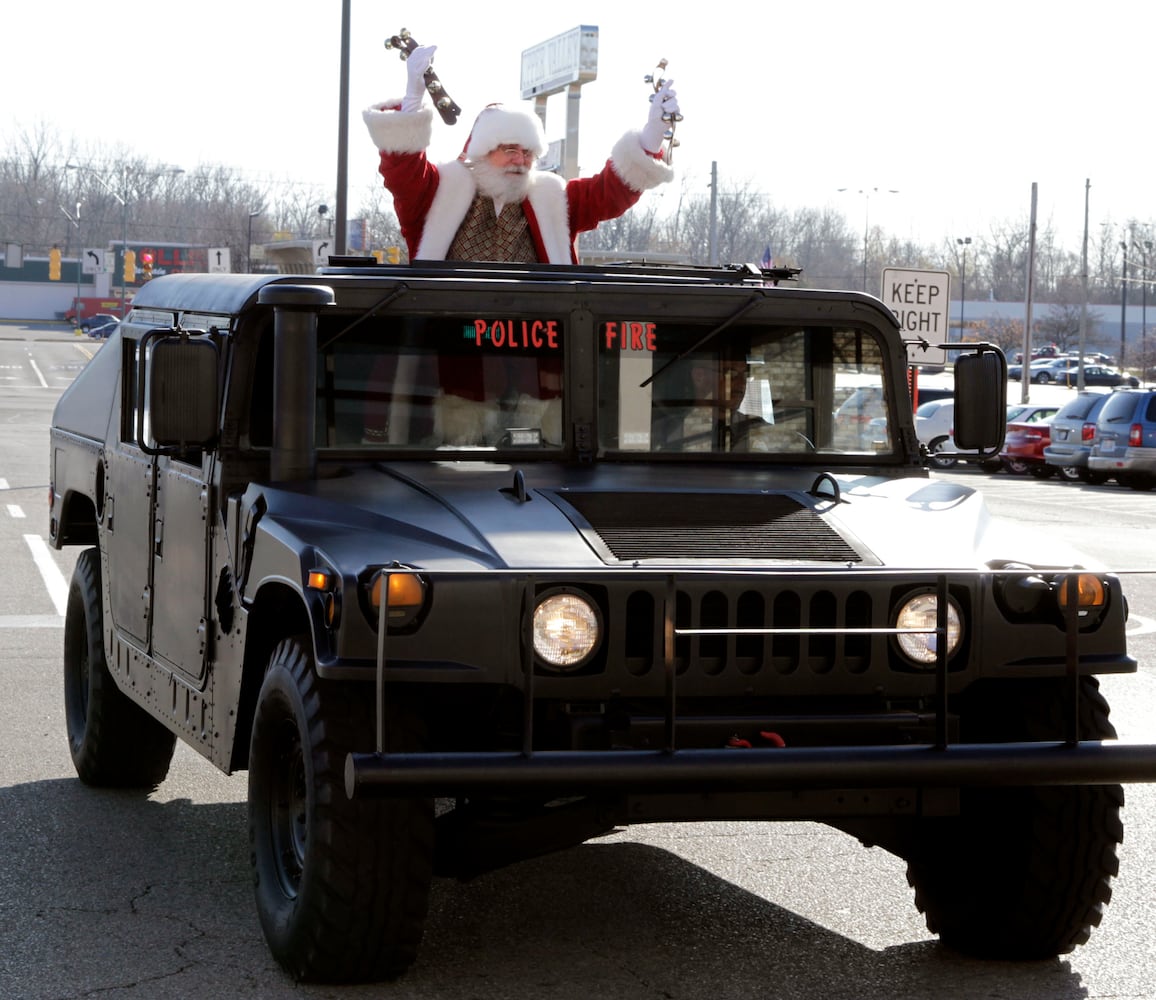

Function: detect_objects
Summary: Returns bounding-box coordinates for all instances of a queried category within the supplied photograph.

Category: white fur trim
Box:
[610,131,675,191]
[414,160,478,260]
[362,103,434,153]
[414,162,573,264]
[464,106,547,160]
[524,172,571,264]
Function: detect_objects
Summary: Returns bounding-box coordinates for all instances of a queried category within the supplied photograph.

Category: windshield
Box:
[597,321,894,457]
[307,315,564,451]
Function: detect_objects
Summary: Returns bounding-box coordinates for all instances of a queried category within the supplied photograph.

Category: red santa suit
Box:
[362,102,674,264]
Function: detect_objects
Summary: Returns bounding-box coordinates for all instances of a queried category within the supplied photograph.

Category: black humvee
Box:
[49,259,1156,982]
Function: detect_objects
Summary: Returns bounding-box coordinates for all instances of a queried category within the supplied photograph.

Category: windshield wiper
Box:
[319,285,410,351]
[639,294,762,388]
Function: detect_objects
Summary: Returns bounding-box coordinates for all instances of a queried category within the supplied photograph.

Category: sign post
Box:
[881,267,951,366]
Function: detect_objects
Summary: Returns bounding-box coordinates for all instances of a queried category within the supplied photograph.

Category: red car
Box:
[1000,419,1055,477]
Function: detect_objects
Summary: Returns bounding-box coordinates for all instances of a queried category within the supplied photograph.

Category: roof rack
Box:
[321,256,802,286]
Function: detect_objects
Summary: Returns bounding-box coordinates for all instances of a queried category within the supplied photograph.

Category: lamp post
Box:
[1120,241,1129,369]
[837,187,898,292]
[246,210,262,273]
[1138,239,1151,377]
[956,236,972,338]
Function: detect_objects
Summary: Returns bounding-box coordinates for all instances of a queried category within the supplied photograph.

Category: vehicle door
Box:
[149,449,210,681]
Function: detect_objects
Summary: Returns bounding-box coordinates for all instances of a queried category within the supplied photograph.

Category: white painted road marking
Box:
[23,533,67,616]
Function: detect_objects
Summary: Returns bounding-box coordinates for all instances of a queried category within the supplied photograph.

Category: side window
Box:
[314,315,565,450]
[120,337,139,446]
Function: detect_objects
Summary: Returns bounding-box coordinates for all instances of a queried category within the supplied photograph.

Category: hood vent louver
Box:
[554,492,862,562]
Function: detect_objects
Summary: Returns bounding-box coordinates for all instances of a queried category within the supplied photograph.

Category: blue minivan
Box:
[1087,389,1156,489]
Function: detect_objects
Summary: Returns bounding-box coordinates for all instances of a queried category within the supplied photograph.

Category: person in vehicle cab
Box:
[660,355,774,452]
[363,45,679,264]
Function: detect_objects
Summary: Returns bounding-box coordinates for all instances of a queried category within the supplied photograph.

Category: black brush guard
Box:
[346,570,1156,801]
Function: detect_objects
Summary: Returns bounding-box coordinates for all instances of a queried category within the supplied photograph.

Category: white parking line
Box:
[27,357,49,388]
[7,504,25,518]
[23,533,67,616]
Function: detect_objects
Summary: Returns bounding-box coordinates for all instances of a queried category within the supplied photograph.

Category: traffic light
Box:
[140,251,154,281]
[386,246,401,264]
[123,249,136,284]
[49,247,62,281]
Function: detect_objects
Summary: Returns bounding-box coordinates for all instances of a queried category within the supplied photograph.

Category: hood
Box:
[258,462,1089,575]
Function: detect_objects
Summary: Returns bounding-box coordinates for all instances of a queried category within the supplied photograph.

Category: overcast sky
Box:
[7,1,1152,254]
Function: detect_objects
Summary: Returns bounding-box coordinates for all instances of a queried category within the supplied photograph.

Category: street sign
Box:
[81,248,107,275]
[208,247,232,273]
[312,239,331,268]
[881,267,951,365]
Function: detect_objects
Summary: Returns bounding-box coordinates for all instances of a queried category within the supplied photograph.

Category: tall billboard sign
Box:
[519,26,598,99]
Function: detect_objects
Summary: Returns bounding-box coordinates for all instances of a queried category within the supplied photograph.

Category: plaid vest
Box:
[447,195,540,263]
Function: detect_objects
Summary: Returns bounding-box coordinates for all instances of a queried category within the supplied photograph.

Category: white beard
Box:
[470,158,533,207]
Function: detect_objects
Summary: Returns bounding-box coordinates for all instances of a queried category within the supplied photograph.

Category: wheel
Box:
[248,637,434,982]
[906,677,1123,959]
[928,436,958,469]
[1034,372,1052,383]
[1028,464,1056,479]
[1057,465,1082,482]
[63,548,176,789]
[1001,457,1029,475]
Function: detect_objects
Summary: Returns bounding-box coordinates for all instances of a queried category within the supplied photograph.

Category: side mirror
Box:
[138,332,219,454]
[953,349,1007,451]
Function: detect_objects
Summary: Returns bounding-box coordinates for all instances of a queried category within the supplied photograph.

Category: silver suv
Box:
[1043,391,1113,483]
[1087,389,1156,489]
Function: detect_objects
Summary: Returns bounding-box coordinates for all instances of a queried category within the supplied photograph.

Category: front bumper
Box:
[346,740,1156,799]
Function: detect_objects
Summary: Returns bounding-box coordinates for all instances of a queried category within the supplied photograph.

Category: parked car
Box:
[919,401,1057,471]
[1087,389,1156,490]
[1027,359,1086,384]
[1074,365,1140,388]
[1008,358,1066,381]
[914,398,958,468]
[86,317,119,339]
[1011,344,1060,364]
[1000,417,1055,476]
[76,313,119,336]
[1043,391,1113,483]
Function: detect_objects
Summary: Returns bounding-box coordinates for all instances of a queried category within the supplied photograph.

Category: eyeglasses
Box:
[493,144,533,160]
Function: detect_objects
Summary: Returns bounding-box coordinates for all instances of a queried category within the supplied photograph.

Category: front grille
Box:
[554,491,862,563]
[615,582,877,686]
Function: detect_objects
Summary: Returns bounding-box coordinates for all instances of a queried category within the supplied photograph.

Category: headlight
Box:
[533,591,601,670]
[894,591,962,665]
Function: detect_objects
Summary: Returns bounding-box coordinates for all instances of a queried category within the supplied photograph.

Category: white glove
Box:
[640,79,679,153]
[401,44,437,113]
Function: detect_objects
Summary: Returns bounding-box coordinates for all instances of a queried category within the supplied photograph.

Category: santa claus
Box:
[363,45,679,264]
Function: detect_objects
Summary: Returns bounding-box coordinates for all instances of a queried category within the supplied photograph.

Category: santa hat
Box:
[460,104,547,161]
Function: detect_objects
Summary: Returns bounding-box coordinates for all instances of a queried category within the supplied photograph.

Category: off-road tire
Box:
[248,637,434,983]
[63,547,176,789]
[906,677,1123,959]
[928,437,958,470]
